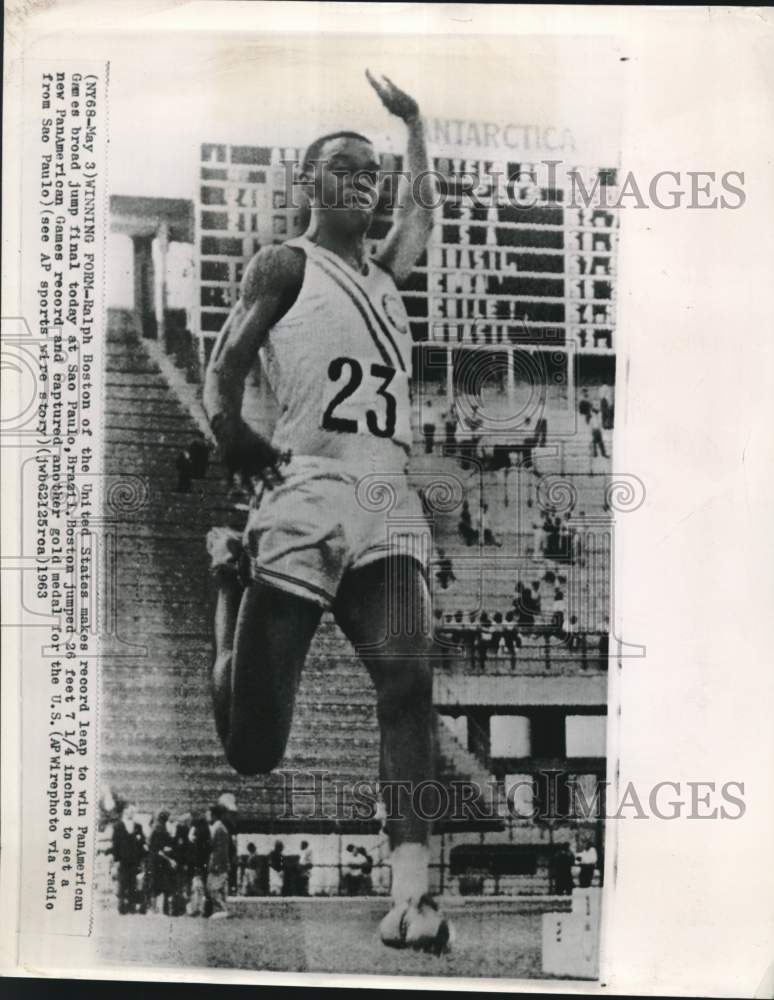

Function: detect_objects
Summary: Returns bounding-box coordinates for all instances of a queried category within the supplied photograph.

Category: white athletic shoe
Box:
[208,910,231,920]
[379,894,453,955]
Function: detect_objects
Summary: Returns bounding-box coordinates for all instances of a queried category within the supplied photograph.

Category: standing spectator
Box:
[590,405,608,458]
[477,612,493,669]
[299,840,313,896]
[111,803,146,915]
[553,586,567,633]
[148,810,176,914]
[343,844,364,895]
[578,388,592,424]
[566,615,581,651]
[435,548,456,590]
[598,385,613,430]
[532,520,544,557]
[503,611,522,668]
[268,840,285,896]
[171,813,192,916]
[357,846,374,895]
[552,843,575,895]
[187,811,211,916]
[207,804,232,918]
[244,843,261,896]
[489,612,506,661]
[421,398,437,454]
[576,839,598,888]
[458,499,477,546]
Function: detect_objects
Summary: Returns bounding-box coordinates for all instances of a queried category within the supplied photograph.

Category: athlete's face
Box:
[311,137,381,235]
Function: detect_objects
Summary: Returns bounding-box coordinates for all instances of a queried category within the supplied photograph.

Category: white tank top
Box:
[260,237,414,473]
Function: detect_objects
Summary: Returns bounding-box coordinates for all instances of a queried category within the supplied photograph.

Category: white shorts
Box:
[226,456,430,609]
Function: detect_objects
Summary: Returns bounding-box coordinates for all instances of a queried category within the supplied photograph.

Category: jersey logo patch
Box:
[381,292,409,335]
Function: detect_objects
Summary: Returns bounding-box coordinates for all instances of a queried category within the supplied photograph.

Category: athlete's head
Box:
[300,130,380,235]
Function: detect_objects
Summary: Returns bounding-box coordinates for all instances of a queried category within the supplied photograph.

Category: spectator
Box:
[343,844,364,895]
[421,398,437,454]
[299,840,313,896]
[357,846,374,895]
[268,840,285,895]
[576,840,598,888]
[503,611,522,668]
[479,503,501,547]
[187,811,211,916]
[217,792,239,895]
[244,843,261,896]
[552,843,575,895]
[552,587,566,632]
[459,402,484,465]
[175,450,193,493]
[458,499,477,546]
[532,520,544,557]
[578,388,592,424]
[435,548,456,590]
[599,385,614,430]
[111,803,146,915]
[207,804,232,918]
[477,612,493,669]
[489,612,506,660]
[148,810,176,915]
[188,433,210,478]
[514,582,535,631]
[566,615,581,651]
[171,813,192,916]
[590,405,608,458]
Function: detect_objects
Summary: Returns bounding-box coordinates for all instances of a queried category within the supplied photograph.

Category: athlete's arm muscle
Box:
[366,71,436,287]
[203,244,303,469]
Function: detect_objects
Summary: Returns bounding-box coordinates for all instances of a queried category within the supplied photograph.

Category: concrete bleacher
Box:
[100,309,503,823]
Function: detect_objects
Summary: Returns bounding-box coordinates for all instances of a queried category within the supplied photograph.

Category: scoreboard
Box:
[195,141,619,367]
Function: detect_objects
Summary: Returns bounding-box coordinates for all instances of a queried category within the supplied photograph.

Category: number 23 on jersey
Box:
[321,355,410,444]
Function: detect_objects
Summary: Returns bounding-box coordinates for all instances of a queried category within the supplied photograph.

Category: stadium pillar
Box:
[132,235,156,339]
[153,219,170,352]
[507,347,516,412]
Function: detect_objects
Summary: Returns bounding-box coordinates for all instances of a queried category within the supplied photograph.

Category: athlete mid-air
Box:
[203,70,449,952]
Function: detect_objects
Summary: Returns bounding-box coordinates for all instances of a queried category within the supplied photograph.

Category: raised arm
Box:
[367,70,436,286]
[203,244,303,481]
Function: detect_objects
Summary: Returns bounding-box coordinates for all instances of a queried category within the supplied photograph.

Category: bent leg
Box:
[222,581,321,775]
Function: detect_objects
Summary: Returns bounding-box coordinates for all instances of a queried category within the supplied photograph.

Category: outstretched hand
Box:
[366,69,419,123]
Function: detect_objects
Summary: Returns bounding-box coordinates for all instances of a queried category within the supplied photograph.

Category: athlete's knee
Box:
[376,656,433,725]
[224,733,283,777]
